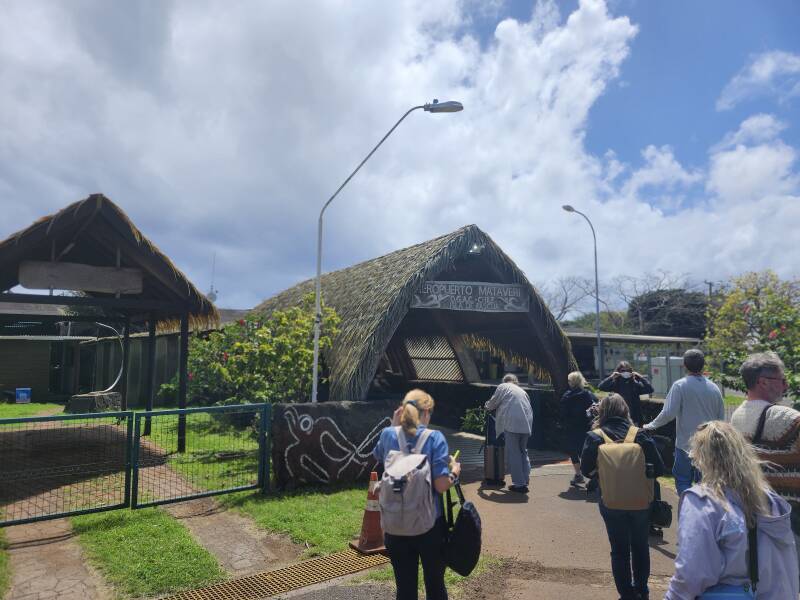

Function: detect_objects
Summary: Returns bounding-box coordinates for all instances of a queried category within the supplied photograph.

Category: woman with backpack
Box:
[580,393,665,600]
[373,389,462,600]
[665,421,798,599]
[559,370,598,487]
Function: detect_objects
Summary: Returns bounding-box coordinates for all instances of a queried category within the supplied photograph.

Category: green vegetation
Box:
[223,484,365,557]
[706,271,799,397]
[0,402,63,419]
[461,406,486,434]
[724,394,744,407]
[167,293,340,406]
[356,555,501,595]
[143,411,261,492]
[71,508,224,597]
[0,527,10,599]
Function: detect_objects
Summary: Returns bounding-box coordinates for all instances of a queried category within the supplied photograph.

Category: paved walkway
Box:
[4,518,110,600]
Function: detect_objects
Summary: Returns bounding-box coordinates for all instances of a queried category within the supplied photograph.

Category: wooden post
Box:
[121,314,131,410]
[72,340,81,394]
[177,312,189,453]
[144,312,157,436]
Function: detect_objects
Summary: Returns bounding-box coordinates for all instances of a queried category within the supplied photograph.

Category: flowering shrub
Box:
[706,271,799,397]
[169,294,340,406]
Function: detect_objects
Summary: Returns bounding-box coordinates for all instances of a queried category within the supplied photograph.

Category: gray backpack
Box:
[378,427,436,536]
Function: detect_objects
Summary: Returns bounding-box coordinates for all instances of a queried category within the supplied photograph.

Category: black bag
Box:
[650,499,673,528]
[443,482,482,576]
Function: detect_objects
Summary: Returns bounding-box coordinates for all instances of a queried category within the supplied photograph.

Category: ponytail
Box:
[400,389,435,437]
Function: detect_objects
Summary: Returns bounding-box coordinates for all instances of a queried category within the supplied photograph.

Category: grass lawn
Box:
[71,508,225,597]
[0,402,63,419]
[0,527,9,599]
[355,554,501,595]
[141,411,261,493]
[222,484,366,557]
[724,394,744,407]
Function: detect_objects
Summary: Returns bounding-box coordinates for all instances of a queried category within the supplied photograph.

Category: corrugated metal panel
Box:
[0,340,51,401]
[405,336,463,382]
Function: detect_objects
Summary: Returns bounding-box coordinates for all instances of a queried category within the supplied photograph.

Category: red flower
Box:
[222,352,229,362]
[781,325,787,332]
[238,319,245,326]
[188,372,194,381]
[768,329,779,340]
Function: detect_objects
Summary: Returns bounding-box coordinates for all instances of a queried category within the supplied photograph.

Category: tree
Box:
[627,289,708,338]
[538,276,593,321]
[705,271,799,397]
[184,294,340,405]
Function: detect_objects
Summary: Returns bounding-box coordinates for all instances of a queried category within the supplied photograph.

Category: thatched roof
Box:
[253,224,576,401]
[0,194,218,329]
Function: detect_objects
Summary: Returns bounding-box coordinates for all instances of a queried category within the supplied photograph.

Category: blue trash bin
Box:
[15,387,31,403]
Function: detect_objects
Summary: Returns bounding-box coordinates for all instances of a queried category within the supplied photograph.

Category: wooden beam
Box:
[144,312,157,436]
[431,311,480,383]
[177,312,189,453]
[19,260,143,295]
[121,315,130,410]
[0,293,178,311]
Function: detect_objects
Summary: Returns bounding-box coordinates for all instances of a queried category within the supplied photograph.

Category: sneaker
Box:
[570,474,585,486]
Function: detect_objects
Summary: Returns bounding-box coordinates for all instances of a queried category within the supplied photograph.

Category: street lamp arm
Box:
[318,105,426,223]
[571,209,597,246]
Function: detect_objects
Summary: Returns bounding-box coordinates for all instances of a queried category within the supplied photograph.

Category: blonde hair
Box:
[401,389,435,436]
[690,421,771,527]
[595,393,632,428]
[567,371,586,389]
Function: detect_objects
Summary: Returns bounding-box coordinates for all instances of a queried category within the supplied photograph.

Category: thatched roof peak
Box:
[0,194,218,328]
[254,224,574,401]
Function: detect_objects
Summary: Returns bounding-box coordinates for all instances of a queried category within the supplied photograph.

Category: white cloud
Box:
[0,0,798,310]
[717,50,800,110]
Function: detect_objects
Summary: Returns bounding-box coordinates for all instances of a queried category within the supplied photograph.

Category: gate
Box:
[131,403,270,508]
[0,411,133,526]
[0,403,271,526]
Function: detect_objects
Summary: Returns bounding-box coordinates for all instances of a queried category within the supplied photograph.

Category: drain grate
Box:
[166,548,390,599]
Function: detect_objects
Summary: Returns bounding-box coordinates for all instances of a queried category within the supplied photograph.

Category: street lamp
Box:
[311,99,464,403]
[562,204,604,378]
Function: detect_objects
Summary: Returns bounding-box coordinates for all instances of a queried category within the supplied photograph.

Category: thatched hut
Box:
[254,225,576,411]
[0,194,217,421]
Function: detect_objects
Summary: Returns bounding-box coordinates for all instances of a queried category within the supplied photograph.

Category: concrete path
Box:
[166,497,302,577]
[4,518,110,600]
[458,462,678,598]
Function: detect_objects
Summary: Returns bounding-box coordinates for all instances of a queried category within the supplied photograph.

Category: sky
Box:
[1,0,798,310]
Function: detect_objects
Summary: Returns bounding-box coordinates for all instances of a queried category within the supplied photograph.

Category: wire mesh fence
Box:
[0,412,132,526]
[132,404,269,508]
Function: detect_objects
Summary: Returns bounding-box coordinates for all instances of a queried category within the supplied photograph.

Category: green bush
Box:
[461,406,487,434]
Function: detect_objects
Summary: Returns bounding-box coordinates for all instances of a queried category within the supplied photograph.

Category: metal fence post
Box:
[259,403,271,494]
[131,414,141,508]
[124,413,134,507]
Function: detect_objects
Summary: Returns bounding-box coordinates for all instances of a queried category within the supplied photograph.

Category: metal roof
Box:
[566,331,701,344]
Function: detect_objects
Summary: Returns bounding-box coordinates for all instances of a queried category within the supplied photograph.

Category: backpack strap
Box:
[396,426,408,453]
[592,428,613,444]
[623,426,639,444]
[413,428,434,454]
[748,521,759,592]
[752,405,774,445]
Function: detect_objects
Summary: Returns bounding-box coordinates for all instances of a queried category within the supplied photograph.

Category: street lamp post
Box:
[311,99,464,403]
[562,205,604,378]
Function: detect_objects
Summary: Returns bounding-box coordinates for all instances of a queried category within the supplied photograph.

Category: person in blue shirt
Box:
[373,389,462,600]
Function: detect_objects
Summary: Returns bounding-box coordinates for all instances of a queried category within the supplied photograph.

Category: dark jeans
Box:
[384,518,448,600]
[599,503,651,599]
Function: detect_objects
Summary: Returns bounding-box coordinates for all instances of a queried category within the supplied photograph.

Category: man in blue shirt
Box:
[643,349,724,495]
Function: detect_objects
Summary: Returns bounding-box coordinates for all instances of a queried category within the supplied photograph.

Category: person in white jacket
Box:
[665,421,798,599]
[485,373,533,493]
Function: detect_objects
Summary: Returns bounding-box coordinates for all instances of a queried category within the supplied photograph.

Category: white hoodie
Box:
[666,486,799,599]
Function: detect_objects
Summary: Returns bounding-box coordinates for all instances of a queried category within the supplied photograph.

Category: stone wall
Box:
[271,400,396,488]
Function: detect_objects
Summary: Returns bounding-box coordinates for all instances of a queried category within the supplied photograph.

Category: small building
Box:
[0,194,218,412]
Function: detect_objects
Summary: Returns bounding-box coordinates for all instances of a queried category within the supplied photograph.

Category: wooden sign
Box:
[19,261,143,294]
[411,281,529,313]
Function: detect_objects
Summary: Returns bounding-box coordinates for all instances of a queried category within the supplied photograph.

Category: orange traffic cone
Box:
[350,471,386,554]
